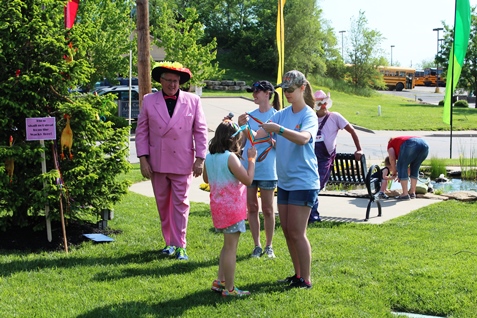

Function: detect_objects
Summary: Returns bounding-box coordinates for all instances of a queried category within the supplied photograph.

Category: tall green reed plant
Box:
[459,144,477,180]
[429,157,447,179]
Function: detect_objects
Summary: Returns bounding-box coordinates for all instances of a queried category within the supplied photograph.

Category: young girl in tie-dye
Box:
[203,119,257,297]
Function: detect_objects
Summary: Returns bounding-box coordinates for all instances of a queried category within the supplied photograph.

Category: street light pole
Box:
[339,30,346,61]
[433,27,443,93]
[390,45,395,66]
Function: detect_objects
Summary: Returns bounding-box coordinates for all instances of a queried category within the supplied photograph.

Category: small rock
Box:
[442,191,477,201]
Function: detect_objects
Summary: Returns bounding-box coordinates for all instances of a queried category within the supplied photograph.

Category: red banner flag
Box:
[64,0,80,29]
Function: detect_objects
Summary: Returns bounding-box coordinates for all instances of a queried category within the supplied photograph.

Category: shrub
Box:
[454,100,469,108]
[0,1,130,230]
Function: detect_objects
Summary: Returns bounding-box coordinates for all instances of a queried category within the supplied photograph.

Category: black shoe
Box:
[308,216,322,224]
[288,277,312,289]
[277,274,299,285]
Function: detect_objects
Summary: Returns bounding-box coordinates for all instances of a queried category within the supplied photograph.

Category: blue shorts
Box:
[216,220,246,234]
[397,138,429,179]
[277,187,318,208]
[248,180,278,190]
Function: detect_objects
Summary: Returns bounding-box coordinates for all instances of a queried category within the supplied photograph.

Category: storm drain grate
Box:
[391,311,444,318]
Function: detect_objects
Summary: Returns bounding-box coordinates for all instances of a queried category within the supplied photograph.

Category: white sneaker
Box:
[264,246,276,258]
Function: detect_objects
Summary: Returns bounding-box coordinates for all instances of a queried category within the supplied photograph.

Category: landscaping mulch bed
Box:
[0,219,121,253]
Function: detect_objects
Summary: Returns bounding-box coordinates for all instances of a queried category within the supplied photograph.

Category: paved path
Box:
[129,176,441,224]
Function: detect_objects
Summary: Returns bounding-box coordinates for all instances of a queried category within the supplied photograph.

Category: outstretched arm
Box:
[260,122,311,145]
[228,147,257,186]
[344,124,363,160]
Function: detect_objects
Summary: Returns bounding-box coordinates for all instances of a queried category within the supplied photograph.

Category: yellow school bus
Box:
[414,69,426,86]
[377,66,415,91]
[414,67,445,87]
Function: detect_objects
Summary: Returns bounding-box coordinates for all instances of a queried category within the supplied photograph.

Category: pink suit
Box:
[135,91,208,248]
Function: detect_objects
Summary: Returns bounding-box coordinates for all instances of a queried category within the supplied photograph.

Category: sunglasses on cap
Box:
[251,81,268,92]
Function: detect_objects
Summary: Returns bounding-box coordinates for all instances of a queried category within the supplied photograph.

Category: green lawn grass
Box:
[1,190,477,317]
[2,75,476,316]
[201,87,477,131]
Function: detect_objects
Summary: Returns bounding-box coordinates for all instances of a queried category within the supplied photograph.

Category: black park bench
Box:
[323,153,383,221]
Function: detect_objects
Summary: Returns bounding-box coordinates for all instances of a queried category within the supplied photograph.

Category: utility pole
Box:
[339,30,346,61]
[390,45,395,66]
[433,27,443,93]
[136,0,151,110]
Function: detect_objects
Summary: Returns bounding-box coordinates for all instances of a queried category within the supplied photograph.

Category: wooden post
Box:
[136,0,151,110]
[40,140,52,242]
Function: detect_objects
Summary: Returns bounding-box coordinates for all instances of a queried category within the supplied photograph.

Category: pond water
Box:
[431,179,477,193]
[387,178,477,194]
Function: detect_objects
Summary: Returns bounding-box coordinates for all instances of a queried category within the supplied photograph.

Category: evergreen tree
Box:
[0,0,130,230]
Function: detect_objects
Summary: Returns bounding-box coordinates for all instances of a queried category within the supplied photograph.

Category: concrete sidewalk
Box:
[129,177,441,225]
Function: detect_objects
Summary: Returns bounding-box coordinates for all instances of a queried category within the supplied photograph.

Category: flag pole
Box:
[449,0,457,159]
[276,0,286,109]
[443,0,471,158]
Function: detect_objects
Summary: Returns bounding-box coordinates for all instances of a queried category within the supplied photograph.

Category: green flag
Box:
[443,0,471,125]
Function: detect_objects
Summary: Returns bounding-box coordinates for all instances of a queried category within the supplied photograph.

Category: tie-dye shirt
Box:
[205,151,247,229]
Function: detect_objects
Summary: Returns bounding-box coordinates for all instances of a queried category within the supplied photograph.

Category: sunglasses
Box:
[224,119,240,132]
[251,81,267,92]
[283,86,299,94]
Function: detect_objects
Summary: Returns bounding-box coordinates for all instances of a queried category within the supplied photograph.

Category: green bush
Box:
[107,114,130,129]
[437,99,469,108]
[0,1,130,230]
[454,99,469,108]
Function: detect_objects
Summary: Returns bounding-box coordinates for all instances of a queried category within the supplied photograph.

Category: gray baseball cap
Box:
[277,70,306,89]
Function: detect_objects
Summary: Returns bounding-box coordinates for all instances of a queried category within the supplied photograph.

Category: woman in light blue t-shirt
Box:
[239,80,281,259]
[254,70,319,289]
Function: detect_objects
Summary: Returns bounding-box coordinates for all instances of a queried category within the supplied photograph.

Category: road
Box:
[129,94,477,164]
[377,86,446,105]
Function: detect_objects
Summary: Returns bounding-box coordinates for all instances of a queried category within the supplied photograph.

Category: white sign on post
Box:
[25,117,56,242]
[25,117,56,141]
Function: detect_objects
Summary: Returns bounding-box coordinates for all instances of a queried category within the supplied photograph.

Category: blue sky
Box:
[319,0,477,69]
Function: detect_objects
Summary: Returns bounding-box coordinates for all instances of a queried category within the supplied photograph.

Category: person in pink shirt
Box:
[203,120,257,297]
[135,62,208,261]
[309,90,363,223]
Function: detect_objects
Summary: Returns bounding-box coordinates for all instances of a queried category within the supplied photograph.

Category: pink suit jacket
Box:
[135,91,208,175]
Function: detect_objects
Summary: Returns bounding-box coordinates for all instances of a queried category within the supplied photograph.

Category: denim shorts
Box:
[248,180,278,190]
[216,220,246,234]
[277,187,319,208]
[397,138,429,179]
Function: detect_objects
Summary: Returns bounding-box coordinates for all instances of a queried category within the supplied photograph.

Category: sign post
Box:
[26,117,56,242]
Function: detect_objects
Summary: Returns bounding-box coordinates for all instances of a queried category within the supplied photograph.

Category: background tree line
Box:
[66,0,477,94]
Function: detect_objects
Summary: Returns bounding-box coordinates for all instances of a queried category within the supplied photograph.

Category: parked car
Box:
[94,77,139,90]
[96,85,157,100]
[96,85,158,119]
